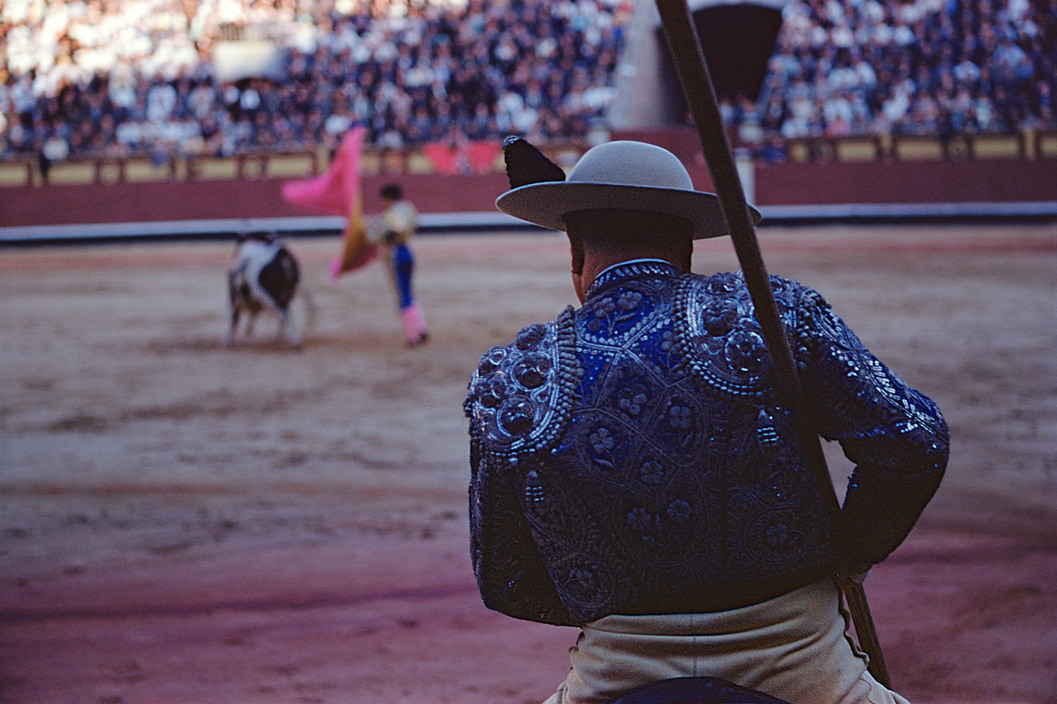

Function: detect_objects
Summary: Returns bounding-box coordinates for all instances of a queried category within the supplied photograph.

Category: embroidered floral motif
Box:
[567,564,598,592]
[591,297,617,316]
[703,302,737,335]
[514,354,551,388]
[499,396,534,434]
[617,291,643,319]
[667,499,692,524]
[476,375,506,408]
[558,554,612,606]
[706,272,739,295]
[585,297,617,333]
[617,386,649,417]
[725,329,766,373]
[477,346,508,376]
[516,323,546,350]
[639,459,664,485]
[765,521,791,549]
[588,427,616,469]
[668,404,692,429]
[743,509,808,565]
[626,507,651,533]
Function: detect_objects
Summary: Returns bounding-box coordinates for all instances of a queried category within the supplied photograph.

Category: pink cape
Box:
[281,126,379,279]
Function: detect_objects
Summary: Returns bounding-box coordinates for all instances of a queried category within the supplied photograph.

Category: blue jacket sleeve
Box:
[467,406,573,625]
[794,287,950,567]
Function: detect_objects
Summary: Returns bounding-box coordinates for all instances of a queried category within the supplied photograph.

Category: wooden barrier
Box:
[1,132,1054,228]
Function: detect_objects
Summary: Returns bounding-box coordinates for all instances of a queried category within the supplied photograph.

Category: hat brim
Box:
[496,181,761,239]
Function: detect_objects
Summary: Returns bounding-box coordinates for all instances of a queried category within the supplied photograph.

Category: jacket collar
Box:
[585,259,680,299]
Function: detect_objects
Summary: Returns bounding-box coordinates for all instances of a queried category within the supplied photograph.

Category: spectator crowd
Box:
[0,0,630,167]
[0,0,1053,169]
[744,0,1056,148]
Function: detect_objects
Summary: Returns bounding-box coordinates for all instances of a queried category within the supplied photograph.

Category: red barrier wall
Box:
[1,157,1054,229]
[0,173,513,228]
[752,159,1057,205]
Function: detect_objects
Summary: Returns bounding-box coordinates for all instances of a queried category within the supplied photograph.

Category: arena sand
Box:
[1,224,1055,703]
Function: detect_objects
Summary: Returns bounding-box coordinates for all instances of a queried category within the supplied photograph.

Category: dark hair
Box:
[565,209,693,244]
[566,209,693,275]
[380,183,403,200]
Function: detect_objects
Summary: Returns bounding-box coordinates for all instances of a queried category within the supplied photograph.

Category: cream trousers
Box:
[542,578,911,704]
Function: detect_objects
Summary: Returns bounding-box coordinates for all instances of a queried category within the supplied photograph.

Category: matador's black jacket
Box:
[464,260,949,626]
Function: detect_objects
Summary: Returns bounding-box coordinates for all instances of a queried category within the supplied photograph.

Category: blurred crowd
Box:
[0,0,1053,168]
[740,0,1056,153]
[0,0,629,166]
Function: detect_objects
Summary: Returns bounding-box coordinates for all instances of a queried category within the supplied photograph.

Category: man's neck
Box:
[578,258,680,303]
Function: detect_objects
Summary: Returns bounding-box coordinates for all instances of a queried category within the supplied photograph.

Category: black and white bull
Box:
[225,233,313,349]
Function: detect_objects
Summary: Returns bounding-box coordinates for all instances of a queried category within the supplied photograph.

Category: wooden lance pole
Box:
[654,0,892,687]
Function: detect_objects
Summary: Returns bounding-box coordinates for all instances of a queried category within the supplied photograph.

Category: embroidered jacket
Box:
[465,261,949,626]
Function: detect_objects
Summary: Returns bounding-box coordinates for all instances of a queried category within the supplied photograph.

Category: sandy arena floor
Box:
[1,224,1055,704]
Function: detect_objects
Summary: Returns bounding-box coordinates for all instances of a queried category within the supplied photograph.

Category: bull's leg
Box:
[244,311,257,338]
[279,308,302,349]
[224,306,240,347]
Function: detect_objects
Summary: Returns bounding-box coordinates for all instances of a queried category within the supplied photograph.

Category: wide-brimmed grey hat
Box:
[496,140,760,239]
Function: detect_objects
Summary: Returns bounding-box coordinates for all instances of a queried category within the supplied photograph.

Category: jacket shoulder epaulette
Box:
[674,271,813,401]
[464,307,581,464]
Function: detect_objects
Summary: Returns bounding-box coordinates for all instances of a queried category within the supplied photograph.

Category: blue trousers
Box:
[393,243,415,309]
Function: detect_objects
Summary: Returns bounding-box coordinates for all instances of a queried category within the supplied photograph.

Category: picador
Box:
[464,138,949,704]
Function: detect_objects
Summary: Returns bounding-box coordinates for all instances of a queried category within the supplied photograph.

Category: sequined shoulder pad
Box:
[674,272,809,400]
[464,308,581,463]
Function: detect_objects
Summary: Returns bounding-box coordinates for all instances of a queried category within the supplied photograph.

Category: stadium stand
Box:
[747,0,1056,152]
[0,0,1053,238]
[1,0,1053,165]
[0,0,630,165]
